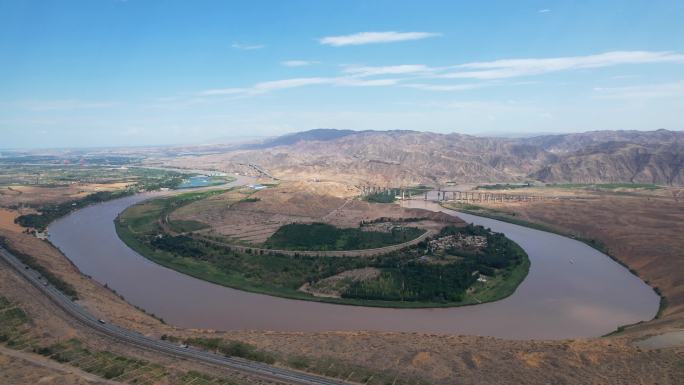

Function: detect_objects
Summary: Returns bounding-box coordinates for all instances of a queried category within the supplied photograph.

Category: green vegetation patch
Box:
[117,192,529,307]
[7,167,203,231]
[15,190,133,231]
[476,183,533,190]
[179,371,242,385]
[263,222,425,251]
[342,224,528,303]
[363,190,397,203]
[0,165,190,191]
[119,188,229,236]
[35,338,168,380]
[166,336,275,364]
[0,296,32,348]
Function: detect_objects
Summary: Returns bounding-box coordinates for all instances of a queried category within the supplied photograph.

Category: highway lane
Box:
[0,246,347,385]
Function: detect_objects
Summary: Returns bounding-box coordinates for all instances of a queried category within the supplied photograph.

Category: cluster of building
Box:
[428,234,487,252]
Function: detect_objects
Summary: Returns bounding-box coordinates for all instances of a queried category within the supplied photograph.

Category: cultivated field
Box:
[171,181,457,245]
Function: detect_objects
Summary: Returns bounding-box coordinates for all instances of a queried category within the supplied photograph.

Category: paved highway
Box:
[0,246,347,385]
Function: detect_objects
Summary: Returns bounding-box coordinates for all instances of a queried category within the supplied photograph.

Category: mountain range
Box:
[173,128,684,186]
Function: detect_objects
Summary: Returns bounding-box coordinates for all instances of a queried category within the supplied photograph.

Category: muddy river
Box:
[49,178,659,339]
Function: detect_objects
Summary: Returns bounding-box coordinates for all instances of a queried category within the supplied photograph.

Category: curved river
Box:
[49,177,659,339]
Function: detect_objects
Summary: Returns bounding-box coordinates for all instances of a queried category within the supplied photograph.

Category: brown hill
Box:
[531,141,684,185]
[163,129,684,186]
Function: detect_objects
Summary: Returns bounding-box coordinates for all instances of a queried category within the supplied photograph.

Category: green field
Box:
[363,190,398,203]
[115,192,529,308]
[15,189,134,231]
[263,222,424,251]
[4,166,216,231]
[0,164,189,189]
[476,183,533,190]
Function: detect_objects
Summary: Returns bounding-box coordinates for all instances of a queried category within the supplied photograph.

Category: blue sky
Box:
[1,0,683,148]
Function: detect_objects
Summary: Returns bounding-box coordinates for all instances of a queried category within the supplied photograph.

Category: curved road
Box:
[0,246,346,385]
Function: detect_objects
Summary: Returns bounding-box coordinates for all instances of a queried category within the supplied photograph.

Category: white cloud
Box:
[252,77,331,92]
[342,64,434,77]
[538,9,551,13]
[281,60,319,67]
[340,51,684,81]
[334,78,400,87]
[440,51,684,80]
[402,83,485,91]
[196,51,684,99]
[198,88,248,96]
[200,78,329,96]
[319,31,441,46]
[231,42,265,50]
[593,81,684,99]
[199,76,400,97]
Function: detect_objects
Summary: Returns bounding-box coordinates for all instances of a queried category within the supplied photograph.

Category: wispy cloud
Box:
[339,51,684,81]
[342,64,434,77]
[538,9,551,13]
[402,83,486,92]
[199,76,399,97]
[195,50,684,98]
[335,78,400,87]
[251,77,331,92]
[200,78,328,96]
[440,51,684,80]
[231,42,265,50]
[593,81,684,99]
[281,60,319,67]
[319,31,441,46]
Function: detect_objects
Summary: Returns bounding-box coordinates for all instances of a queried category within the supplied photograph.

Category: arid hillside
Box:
[531,141,684,185]
[158,129,684,186]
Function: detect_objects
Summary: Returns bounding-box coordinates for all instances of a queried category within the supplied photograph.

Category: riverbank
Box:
[441,201,668,324]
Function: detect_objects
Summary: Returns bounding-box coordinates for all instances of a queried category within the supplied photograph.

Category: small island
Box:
[115,182,529,307]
